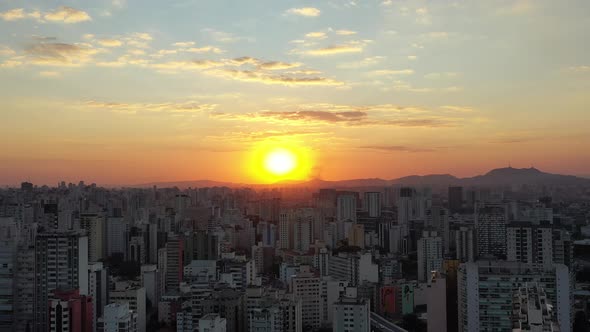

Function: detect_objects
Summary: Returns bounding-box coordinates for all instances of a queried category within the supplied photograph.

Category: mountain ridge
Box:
[131,167,590,189]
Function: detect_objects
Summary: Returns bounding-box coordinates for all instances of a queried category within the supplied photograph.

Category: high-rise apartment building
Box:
[97,303,138,332]
[506,222,554,268]
[34,232,89,332]
[448,187,463,214]
[363,192,381,218]
[455,226,475,263]
[458,260,571,332]
[332,288,370,332]
[475,204,507,259]
[88,262,108,332]
[199,313,227,332]
[80,213,105,262]
[164,235,184,291]
[48,289,93,332]
[109,285,146,332]
[291,267,322,329]
[337,194,357,223]
[417,230,443,282]
[512,283,559,332]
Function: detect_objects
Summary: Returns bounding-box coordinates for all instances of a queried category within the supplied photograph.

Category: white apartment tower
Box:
[417,230,443,282]
[34,232,89,332]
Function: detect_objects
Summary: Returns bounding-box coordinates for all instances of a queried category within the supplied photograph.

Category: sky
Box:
[0,0,589,185]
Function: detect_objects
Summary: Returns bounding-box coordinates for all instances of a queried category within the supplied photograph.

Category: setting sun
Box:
[248,143,314,183]
[264,148,297,176]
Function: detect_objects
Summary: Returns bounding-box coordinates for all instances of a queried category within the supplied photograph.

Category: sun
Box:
[248,143,313,183]
[264,148,297,176]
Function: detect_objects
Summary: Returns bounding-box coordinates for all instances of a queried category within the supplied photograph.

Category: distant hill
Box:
[132,167,590,189]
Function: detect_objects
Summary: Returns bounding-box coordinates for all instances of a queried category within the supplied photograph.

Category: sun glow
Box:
[249,143,313,183]
[264,148,297,176]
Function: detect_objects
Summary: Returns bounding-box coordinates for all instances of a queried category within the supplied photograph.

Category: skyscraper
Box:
[417,230,443,282]
[448,187,463,214]
[475,204,507,259]
[34,231,89,332]
[337,194,357,222]
[458,261,571,332]
[48,289,93,332]
[80,213,105,262]
[363,192,381,218]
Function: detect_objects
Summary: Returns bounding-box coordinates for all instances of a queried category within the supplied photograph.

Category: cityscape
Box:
[1,1,590,332]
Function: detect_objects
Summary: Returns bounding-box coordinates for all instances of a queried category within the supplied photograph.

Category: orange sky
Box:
[0,1,589,185]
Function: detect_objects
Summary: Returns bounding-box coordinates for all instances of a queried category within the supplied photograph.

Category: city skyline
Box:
[1,0,589,185]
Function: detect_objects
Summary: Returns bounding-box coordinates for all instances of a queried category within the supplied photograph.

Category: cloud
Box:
[97,39,123,47]
[205,69,343,86]
[305,32,327,39]
[286,7,321,17]
[338,56,386,69]
[207,130,326,143]
[441,105,474,112]
[407,55,417,60]
[84,100,217,115]
[25,42,101,67]
[381,0,393,6]
[359,145,435,153]
[212,103,456,128]
[568,65,590,72]
[258,61,302,70]
[0,46,16,56]
[497,0,534,15]
[184,46,224,54]
[415,7,431,25]
[0,8,41,21]
[370,69,415,76]
[304,43,364,56]
[173,41,195,47]
[335,30,357,36]
[44,6,91,23]
[149,60,225,71]
[0,60,23,68]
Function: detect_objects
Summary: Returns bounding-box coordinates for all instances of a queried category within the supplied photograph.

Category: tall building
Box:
[475,204,507,259]
[329,252,378,287]
[34,232,89,332]
[448,187,463,213]
[109,285,146,332]
[292,211,312,253]
[88,262,109,332]
[106,217,128,257]
[455,226,475,263]
[201,288,244,332]
[348,224,364,248]
[0,219,17,330]
[14,245,35,332]
[97,303,138,332]
[512,283,559,332]
[199,313,227,332]
[80,213,105,262]
[337,194,357,222]
[417,230,443,282]
[279,212,291,250]
[48,289,93,332]
[506,222,554,268]
[164,235,184,291]
[291,267,322,329]
[363,192,381,218]
[333,288,370,332]
[458,261,571,332]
